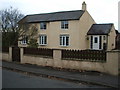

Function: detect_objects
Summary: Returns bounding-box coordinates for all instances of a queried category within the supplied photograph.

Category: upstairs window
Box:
[61,21,68,29]
[39,35,47,45]
[60,35,69,46]
[40,22,46,29]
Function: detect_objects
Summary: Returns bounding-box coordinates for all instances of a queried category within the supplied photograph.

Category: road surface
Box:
[2,69,106,88]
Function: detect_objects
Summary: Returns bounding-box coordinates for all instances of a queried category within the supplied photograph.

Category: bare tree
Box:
[0,7,38,47]
[18,23,38,41]
[0,6,24,32]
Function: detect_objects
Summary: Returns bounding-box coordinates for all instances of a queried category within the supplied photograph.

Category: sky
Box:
[0,0,119,32]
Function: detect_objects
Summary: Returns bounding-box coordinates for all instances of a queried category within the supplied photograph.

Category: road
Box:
[2,69,106,88]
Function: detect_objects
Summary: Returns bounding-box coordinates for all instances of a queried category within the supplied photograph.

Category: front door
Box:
[93,36,99,50]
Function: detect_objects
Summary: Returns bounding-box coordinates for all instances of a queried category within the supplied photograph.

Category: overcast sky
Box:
[0,0,119,31]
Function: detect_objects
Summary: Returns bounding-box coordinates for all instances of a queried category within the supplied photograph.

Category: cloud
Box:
[0,0,119,30]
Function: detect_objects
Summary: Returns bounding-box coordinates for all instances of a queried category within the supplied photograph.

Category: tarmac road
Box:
[2,69,106,88]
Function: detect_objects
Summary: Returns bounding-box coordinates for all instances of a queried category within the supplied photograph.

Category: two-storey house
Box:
[18,2,116,50]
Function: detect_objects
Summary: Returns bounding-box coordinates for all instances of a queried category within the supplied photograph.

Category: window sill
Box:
[61,29,68,30]
[40,29,46,30]
[60,45,69,48]
[39,44,47,46]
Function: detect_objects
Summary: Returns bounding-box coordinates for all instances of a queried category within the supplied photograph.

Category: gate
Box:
[12,47,20,62]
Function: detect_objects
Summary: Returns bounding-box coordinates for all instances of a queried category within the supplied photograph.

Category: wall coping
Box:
[107,50,120,53]
[19,47,120,53]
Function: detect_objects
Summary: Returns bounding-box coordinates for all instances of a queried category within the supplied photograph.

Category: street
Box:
[2,69,106,88]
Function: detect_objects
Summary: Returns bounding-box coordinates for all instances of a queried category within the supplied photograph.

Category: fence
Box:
[24,47,53,58]
[62,50,106,62]
[23,48,106,62]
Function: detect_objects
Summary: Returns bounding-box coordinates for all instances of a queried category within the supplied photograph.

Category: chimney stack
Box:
[82,1,87,10]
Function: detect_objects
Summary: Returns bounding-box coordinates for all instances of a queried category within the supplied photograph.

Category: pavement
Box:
[2,61,119,88]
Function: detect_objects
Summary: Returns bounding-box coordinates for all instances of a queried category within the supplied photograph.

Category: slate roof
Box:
[19,10,85,23]
[87,24,113,35]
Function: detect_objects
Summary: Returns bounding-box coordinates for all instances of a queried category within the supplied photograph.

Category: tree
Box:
[0,7,38,47]
[0,7,24,47]
[27,38,38,48]
[0,6,24,32]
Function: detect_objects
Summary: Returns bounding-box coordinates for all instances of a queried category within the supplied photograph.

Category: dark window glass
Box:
[94,37,98,43]
[60,37,62,45]
[99,36,102,49]
[40,22,46,29]
[60,35,69,46]
[61,21,68,29]
[91,36,93,49]
[44,36,47,44]
[66,36,69,46]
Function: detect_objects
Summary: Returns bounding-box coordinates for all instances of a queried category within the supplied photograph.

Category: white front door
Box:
[93,36,99,50]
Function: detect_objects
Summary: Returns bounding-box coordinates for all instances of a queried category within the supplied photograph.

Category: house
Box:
[18,1,116,50]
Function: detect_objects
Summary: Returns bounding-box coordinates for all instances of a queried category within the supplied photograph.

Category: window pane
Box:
[44,36,47,44]
[91,36,93,49]
[66,36,69,46]
[40,35,47,45]
[42,36,44,44]
[63,36,65,46]
[40,22,46,29]
[40,23,43,29]
[44,24,46,29]
[60,35,69,46]
[65,24,68,29]
[60,37,62,45]
[99,36,102,49]
[61,21,68,29]
[61,21,64,29]
[94,37,98,43]
[40,36,42,44]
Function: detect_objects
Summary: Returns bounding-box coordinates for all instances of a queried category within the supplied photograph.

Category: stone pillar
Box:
[105,50,120,75]
[20,47,24,63]
[53,49,62,68]
[8,47,12,61]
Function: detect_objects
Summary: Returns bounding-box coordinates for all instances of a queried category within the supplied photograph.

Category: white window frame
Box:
[39,35,47,45]
[61,21,68,29]
[60,35,69,46]
[21,36,27,44]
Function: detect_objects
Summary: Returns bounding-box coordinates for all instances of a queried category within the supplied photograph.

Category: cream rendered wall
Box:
[36,20,81,49]
[107,25,116,50]
[78,11,96,50]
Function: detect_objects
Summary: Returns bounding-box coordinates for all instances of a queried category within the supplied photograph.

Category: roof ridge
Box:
[27,10,84,16]
[93,23,113,25]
